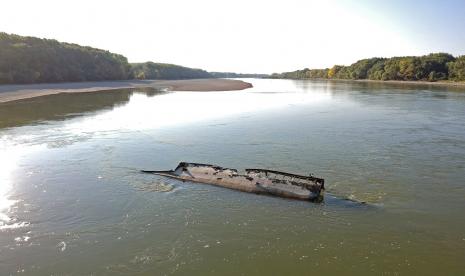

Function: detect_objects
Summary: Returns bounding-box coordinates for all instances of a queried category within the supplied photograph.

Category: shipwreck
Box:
[142,162,325,201]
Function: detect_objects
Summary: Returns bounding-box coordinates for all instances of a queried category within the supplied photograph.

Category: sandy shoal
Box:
[0,79,253,103]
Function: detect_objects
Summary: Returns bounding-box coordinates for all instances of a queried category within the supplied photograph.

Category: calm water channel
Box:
[0,79,464,275]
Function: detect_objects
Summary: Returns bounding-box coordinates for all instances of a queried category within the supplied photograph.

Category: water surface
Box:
[1,79,464,275]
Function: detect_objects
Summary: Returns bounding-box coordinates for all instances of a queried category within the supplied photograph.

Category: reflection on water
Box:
[0,87,164,129]
[0,79,464,275]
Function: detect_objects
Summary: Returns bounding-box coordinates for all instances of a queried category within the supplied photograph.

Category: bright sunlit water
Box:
[0,79,464,275]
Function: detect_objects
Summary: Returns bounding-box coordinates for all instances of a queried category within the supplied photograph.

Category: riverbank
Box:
[351,79,465,88]
[0,79,253,103]
[275,77,465,88]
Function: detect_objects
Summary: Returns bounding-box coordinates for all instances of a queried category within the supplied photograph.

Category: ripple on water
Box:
[128,173,177,193]
[0,218,30,230]
[137,181,175,193]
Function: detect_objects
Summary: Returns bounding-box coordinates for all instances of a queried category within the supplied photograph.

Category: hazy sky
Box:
[2,0,465,73]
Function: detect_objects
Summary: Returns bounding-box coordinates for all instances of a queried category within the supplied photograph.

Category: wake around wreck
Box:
[142,162,325,201]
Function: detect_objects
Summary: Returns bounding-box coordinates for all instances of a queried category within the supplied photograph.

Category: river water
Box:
[0,79,464,275]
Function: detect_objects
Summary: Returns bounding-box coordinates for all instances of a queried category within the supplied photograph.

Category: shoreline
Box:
[278,77,465,88]
[348,78,465,88]
[0,79,253,103]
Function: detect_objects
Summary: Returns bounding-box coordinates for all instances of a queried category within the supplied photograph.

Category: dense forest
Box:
[130,62,212,80]
[272,53,465,82]
[210,72,269,78]
[0,32,131,84]
[0,32,215,84]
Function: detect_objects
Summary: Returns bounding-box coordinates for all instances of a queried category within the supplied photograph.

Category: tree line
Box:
[0,32,213,84]
[130,62,211,80]
[272,53,465,82]
[210,72,269,78]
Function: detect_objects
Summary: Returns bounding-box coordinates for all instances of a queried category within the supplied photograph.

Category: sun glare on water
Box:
[64,86,331,135]
[0,139,42,230]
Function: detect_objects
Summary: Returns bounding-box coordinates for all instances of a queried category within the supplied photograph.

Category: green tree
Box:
[447,56,465,81]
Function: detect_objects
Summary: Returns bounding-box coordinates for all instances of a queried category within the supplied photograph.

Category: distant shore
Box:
[0,79,253,103]
[279,77,465,88]
[350,79,465,88]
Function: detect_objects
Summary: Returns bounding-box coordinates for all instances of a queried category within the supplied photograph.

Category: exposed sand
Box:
[0,79,253,103]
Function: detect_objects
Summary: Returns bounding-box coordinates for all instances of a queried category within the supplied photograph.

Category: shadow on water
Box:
[0,87,165,129]
[323,193,377,209]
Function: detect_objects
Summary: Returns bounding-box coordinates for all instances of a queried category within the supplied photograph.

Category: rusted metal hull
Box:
[142,162,325,201]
